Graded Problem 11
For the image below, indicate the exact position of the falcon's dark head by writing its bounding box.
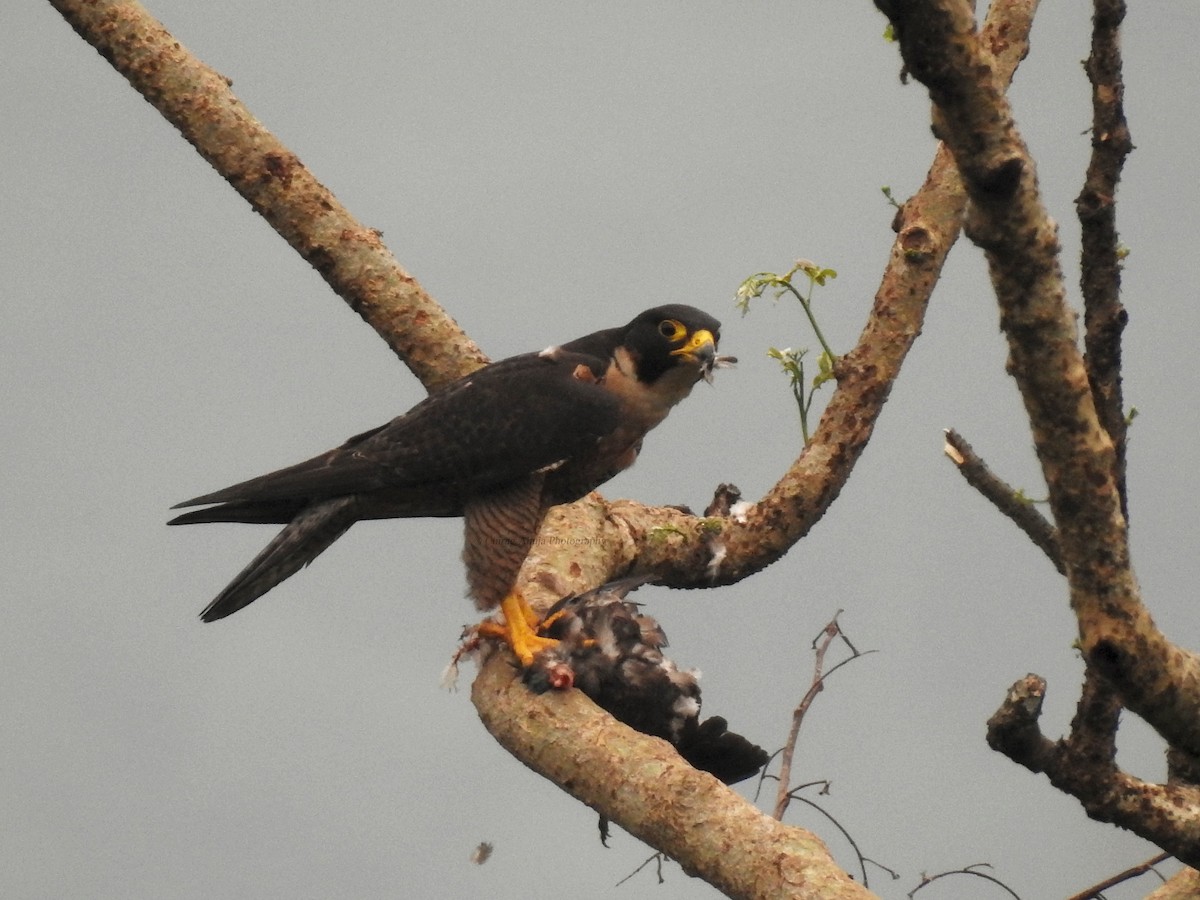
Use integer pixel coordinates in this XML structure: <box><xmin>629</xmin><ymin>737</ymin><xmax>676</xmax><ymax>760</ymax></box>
<box><xmin>607</xmin><ymin>305</ymin><xmax>725</xmax><ymax>424</ymax></box>
<box><xmin>561</xmin><ymin>304</ymin><xmax>723</xmax><ymax>388</ymax></box>
<box><xmin>555</xmin><ymin>304</ymin><xmax>725</xmax><ymax>429</ymax></box>
<box><xmin>618</xmin><ymin>304</ymin><xmax>722</xmax><ymax>386</ymax></box>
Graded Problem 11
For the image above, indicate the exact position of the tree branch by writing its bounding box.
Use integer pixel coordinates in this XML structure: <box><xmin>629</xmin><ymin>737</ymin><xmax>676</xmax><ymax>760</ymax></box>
<box><xmin>473</xmin><ymin>656</ymin><xmax>873</xmax><ymax>900</ymax></box>
<box><xmin>1146</xmin><ymin>867</ymin><xmax>1200</xmax><ymax>900</ymax></box>
<box><xmin>987</xmin><ymin>673</ymin><xmax>1200</xmax><ymax>866</ymax></box>
<box><xmin>874</xmin><ymin>0</ymin><xmax>1200</xmax><ymax>764</ymax></box>
<box><xmin>614</xmin><ymin>0</ymin><xmax>1037</xmax><ymax>590</ymax></box>
<box><xmin>48</xmin><ymin>0</ymin><xmax>485</xmax><ymax>390</ymax></box>
<box><xmin>943</xmin><ymin>428</ymin><xmax>1064</xmax><ymax>574</ymax></box>
<box><xmin>773</xmin><ymin>615</ymin><xmax>865</xmax><ymax>822</ymax></box>
<box><xmin>1066</xmin><ymin>851</ymin><xmax>1170</xmax><ymax>900</ymax></box>
<box><xmin>1077</xmin><ymin>0</ymin><xmax>1133</xmax><ymax>520</ymax></box>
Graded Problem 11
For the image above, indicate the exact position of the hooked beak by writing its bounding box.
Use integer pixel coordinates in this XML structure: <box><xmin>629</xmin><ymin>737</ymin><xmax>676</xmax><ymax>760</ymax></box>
<box><xmin>670</xmin><ymin>328</ymin><xmax>717</xmax><ymax>380</ymax></box>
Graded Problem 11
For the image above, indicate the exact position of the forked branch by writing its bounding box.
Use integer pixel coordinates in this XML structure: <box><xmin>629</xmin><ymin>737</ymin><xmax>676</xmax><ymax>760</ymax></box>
<box><xmin>878</xmin><ymin>0</ymin><xmax>1200</xmax><ymax>859</ymax></box>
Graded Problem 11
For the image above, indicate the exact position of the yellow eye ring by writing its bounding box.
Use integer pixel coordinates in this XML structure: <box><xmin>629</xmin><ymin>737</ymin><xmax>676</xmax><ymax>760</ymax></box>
<box><xmin>658</xmin><ymin>319</ymin><xmax>687</xmax><ymax>341</ymax></box>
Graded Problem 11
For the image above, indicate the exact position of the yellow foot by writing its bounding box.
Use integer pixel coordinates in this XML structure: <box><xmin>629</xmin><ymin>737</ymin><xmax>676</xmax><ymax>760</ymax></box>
<box><xmin>476</xmin><ymin>593</ymin><xmax>559</xmax><ymax>667</ymax></box>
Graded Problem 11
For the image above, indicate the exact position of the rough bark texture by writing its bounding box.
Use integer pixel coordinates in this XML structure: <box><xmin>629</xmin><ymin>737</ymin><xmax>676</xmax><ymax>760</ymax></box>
<box><xmin>48</xmin><ymin>0</ymin><xmax>486</xmax><ymax>390</ymax></box>
<box><xmin>1147</xmin><ymin>867</ymin><xmax>1200</xmax><ymax>900</ymax></box>
<box><xmin>987</xmin><ymin>673</ymin><xmax>1200</xmax><ymax>864</ymax></box>
<box><xmin>1076</xmin><ymin>0</ymin><xmax>1133</xmax><ymax>521</ymax></box>
<box><xmin>606</xmin><ymin>4</ymin><xmax>1037</xmax><ymax>593</ymax></box>
<box><xmin>878</xmin><ymin>0</ymin><xmax>1200</xmax><ymax>864</ymax></box>
<box><xmin>473</xmin><ymin>659</ymin><xmax>873</xmax><ymax>900</ymax></box>
<box><xmin>58</xmin><ymin>0</ymin><xmax>1165</xmax><ymax>893</ymax></box>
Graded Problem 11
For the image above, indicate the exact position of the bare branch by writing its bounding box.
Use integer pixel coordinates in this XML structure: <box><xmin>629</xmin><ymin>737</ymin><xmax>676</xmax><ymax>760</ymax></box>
<box><xmin>1066</xmin><ymin>851</ymin><xmax>1171</xmax><ymax>900</ymax></box>
<box><xmin>1065</xmin><ymin>667</ymin><xmax>1122</xmax><ymax>769</ymax></box>
<box><xmin>943</xmin><ymin>428</ymin><xmax>1063</xmax><ymax>574</ymax></box>
<box><xmin>619</xmin><ymin>0</ymin><xmax>1038</xmax><ymax>589</ymax></box>
<box><xmin>774</xmin><ymin>614</ymin><xmax>871</xmax><ymax>821</ymax></box>
<box><xmin>786</xmin><ymin>791</ymin><xmax>873</xmax><ymax>888</ymax></box>
<box><xmin>909</xmin><ymin>863</ymin><xmax>1020</xmax><ymax>899</ymax></box>
<box><xmin>987</xmin><ymin>674</ymin><xmax>1200</xmax><ymax>866</ymax></box>
<box><xmin>874</xmin><ymin>0</ymin><xmax>1200</xmax><ymax>764</ymax></box>
<box><xmin>472</xmin><ymin>655</ymin><xmax>874</xmax><ymax>900</ymax></box>
<box><xmin>48</xmin><ymin>0</ymin><xmax>484</xmax><ymax>390</ymax></box>
<box><xmin>986</xmin><ymin>673</ymin><xmax>1058</xmax><ymax>770</ymax></box>
<box><xmin>1077</xmin><ymin>0</ymin><xmax>1134</xmax><ymax>520</ymax></box>
<box><xmin>615</xmin><ymin>852</ymin><xmax>667</xmax><ymax>888</ymax></box>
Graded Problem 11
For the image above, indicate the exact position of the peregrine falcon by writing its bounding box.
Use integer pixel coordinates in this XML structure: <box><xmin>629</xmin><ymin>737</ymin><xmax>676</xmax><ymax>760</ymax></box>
<box><xmin>170</xmin><ymin>305</ymin><xmax>724</xmax><ymax>665</ymax></box>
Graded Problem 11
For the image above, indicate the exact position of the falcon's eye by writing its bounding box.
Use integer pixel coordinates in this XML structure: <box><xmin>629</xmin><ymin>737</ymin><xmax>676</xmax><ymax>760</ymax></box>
<box><xmin>658</xmin><ymin>319</ymin><xmax>687</xmax><ymax>341</ymax></box>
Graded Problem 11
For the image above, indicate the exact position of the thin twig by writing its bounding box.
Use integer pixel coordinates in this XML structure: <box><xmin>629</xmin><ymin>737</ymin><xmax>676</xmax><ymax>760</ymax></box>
<box><xmin>787</xmin><ymin>792</ymin><xmax>872</xmax><ymax>887</ymax></box>
<box><xmin>773</xmin><ymin>615</ymin><xmax>841</xmax><ymax>819</ymax></box>
<box><xmin>1065</xmin><ymin>851</ymin><xmax>1171</xmax><ymax>900</ymax></box>
<box><xmin>910</xmin><ymin>863</ymin><xmax>1022</xmax><ymax>899</ymax></box>
<box><xmin>773</xmin><ymin>613</ymin><xmax>875</xmax><ymax>820</ymax></box>
<box><xmin>615</xmin><ymin>851</ymin><xmax>667</xmax><ymax>887</ymax></box>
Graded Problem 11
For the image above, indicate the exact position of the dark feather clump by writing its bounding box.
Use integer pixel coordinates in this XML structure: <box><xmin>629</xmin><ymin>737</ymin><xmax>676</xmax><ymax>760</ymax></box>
<box><xmin>524</xmin><ymin>577</ymin><xmax>769</xmax><ymax>786</ymax></box>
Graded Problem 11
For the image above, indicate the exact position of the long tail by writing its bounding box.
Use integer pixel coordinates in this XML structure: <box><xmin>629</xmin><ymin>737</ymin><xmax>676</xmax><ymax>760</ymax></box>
<box><xmin>196</xmin><ymin>497</ymin><xmax>360</xmax><ymax>621</ymax></box>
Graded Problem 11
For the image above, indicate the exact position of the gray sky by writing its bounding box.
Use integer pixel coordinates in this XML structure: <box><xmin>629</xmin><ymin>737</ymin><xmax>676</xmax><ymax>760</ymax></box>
<box><xmin>5</xmin><ymin>2</ymin><xmax>1200</xmax><ymax>897</ymax></box>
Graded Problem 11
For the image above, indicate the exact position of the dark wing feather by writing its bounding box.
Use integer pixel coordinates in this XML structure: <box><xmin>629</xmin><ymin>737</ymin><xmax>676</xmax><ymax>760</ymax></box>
<box><xmin>170</xmin><ymin>422</ymin><xmax>392</xmax><ymax>511</ymax></box>
<box><xmin>170</xmin><ymin>350</ymin><xmax>620</xmax><ymax>521</ymax></box>
<box><xmin>198</xmin><ymin>496</ymin><xmax>360</xmax><ymax>621</ymax></box>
